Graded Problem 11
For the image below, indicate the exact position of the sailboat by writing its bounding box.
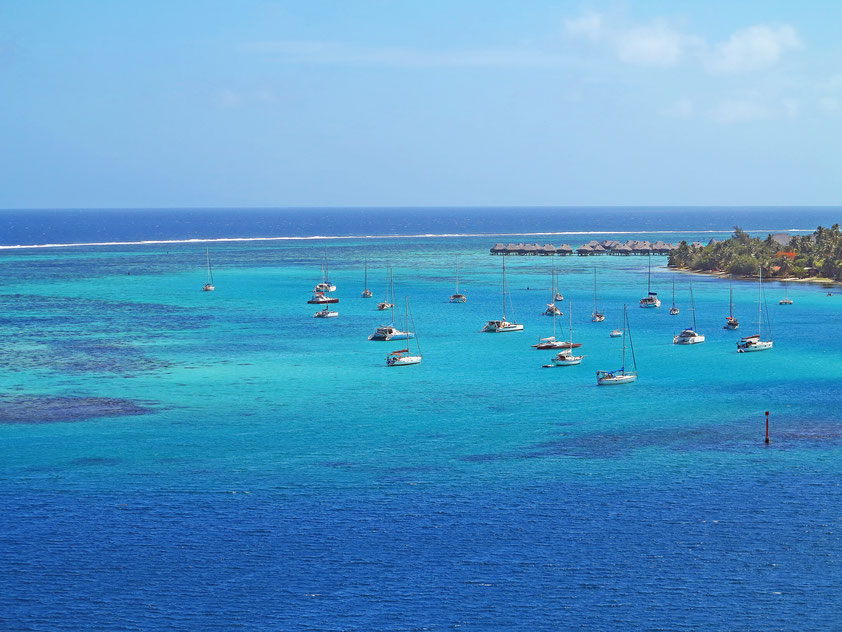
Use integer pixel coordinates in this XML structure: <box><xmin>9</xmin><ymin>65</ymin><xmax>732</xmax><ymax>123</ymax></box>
<box><xmin>737</xmin><ymin>267</ymin><xmax>773</xmax><ymax>352</ymax></box>
<box><xmin>549</xmin><ymin>302</ymin><xmax>585</xmax><ymax>366</ymax></box>
<box><xmin>313</xmin><ymin>306</ymin><xmax>338</xmax><ymax>318</ymax></box>
<box><xmin>369</xmin><ymin>273</ymin><xmax>414</xmax><ymax>341</ymax></box>
<box><xmin>724</xmin><ymin>278</ymin><xmax>739</xmax><ymax>329</ymax></box>
<box><xmin>386</xmin><ymin>297</ymin><xmax>422</xmax><ymax>366</ymax></box>
<box><xmin>449</xmin><ymin>255</ymin><xmax>467</xmax><ymax>303</ymax></box>
<box><xmin>543</xmin><ymin>268</ymin><xmax>562</xmax><ymax>316</ymax></box>
<box><xmin>377</xmin><ymin>268</ymin><xmax>394</xmax><ymax>311</ymax></box>
<box><xmin>597</xmin><ymin>305</ymin><xmax>638</xmax><ymax>385</ymax></box>
<box><xmin>481</xmin><ymin>256</ymin><xmax>523</xmax><ymax>332</ymax></box>
<box><xmin>591</xmin><ymin>267</ymin><xmax>605</xmax><ymax>322</ymax></box>
<box><xmin>779</xmin><ymin>282</ymin><xmax>793</xmax><ymax>305</ymax></box>
<box><xmin>639</xmin><ymin>253</ymin><xmax>661</xmax><ymax>308</ymax></box>
<box><xmin>533</xmin><ymin>295</ymin><xmax>581</xmax><ymax>349</ymax></box>
<box><xmin>673</xmin><ymin>282</ymin><xmax>705</xmax><ymax>344</ymax></box>
<box><xmin>362</xmin><ymin>258</ymin><xmax>373</xmax><ymax>298</ymax></box>
<box><xmin>313</xmin><ymin>251</ymin><xmax>336</xmax><ymax>293</ymax></box>
<box><xmin>669</xmin><ymin>276</ymin><xmax>679</xmax><ymax>315</ymax></box>
<box><xmin>202</xmin><ymin>248</ymin><xmax>215</xmax><ymax>292</ymax></box>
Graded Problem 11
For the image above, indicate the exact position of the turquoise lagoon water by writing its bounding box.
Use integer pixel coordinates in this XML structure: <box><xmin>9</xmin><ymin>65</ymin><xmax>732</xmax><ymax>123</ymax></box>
<box><xmin>1</xmin><ymin>216</ymin><xmax>841</xmax><ymax>630</ymax></box>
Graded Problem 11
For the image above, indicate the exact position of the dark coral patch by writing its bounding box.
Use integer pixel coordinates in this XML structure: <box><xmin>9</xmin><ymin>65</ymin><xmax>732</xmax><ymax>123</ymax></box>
<box><xmin>0</xmin><ymin>396</ymin><xmax>153</xmax><ymax>424</ymax></box>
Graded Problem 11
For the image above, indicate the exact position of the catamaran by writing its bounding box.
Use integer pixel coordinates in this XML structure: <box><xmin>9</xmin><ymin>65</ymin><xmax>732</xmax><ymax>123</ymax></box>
<box><xmin>449</xmin><ymin>255</ymin><xmax>466</xmax><ymax>303</ymax></box>
<box><xmin>548</xmin><ymin>302</ymin><xmax>585</xmax><ymax>366</ymax></box>
<box><xmin>308</xmin><ymin>292</ymin><xmax>338</xmax><ymax>304</ymax></box>
<box><xmin>724</xmin><ymin>277</ymin><xmax>739</xmax><ymax>329</ymax></box>
<box><xmin>668</xmin><ymin>276</ymin><xmax>679</xmax><ymax>315</ymax></box>
<box><xmin>482</xmin><ymin>256</ymin><xmax>523</xmax><ymax>332</ymax></box>
<box><xmin>639</xmin><ymin>253</ymin><xmax>660</xmax><ymax>308</ymax></box>
<box><xmin>202</xmin><ymin>248</ymin><xmax>215</xmax><ymax>292</ymax></box>
<box><xmin>314</xmin><ymin>252</ymin><xmax>336</xmax><ymax>293</ymax></box>
<box><xmin>386</xmin><ymin>297</ymin><xmax>422</xmax><ymax>366</ymax></box>
<box><xmin>533</xmin><ymin>294</ymin><xmax>580</xmax><ymax>349</ymax></box>
<box><xmin>543</xmin><ymin>268</ymin><xmax>562</xmax><ymax>316</ymax></box>
<box><xmin>362</xmin><ymin>258</ymin><xmax>373</xmax><ymax>298</ymax></box>
<box><xmin>592</xmin><ymin>267</ymin><xmax>605</xmax><ymax>322</ymax></box>
<box><xmin>597</xmin><ymin>305</ymin><xmax>637</xmax><ymax>385</ymax></box>
<box><xmin>370</xmin><ymin>273</ymin><xmax>414</xmax><ymax>341</ymax></box>
<box><xmin>779</xmin><ymin>283</ymin><xmax>793</xmax><ymax>305</ymax></box>
<box><xmin>737</xmin><ymin>267</ymin><xmax>773</xmax><ymax>353</ymax></box>
<box><xmin>377</xmin><ymin>268</ymin><xmax>395</xmax><ymax>311</ymax></box>
<box><xmin>313</xmin><ymin>306</ymin><xmax>338</xmax><ymax>318</ymax></box>
<box><xmin>673</xmin><ymin>282</ymin><xmax>705</xmax><ymax>344</ymax></box>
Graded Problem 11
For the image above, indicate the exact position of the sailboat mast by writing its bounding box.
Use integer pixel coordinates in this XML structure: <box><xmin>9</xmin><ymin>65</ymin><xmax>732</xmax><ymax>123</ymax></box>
<box><xmin>690</xmin><ymin>282</ymin><xmax>696</xmax><ymax>330</ymax></box>
<box><xmin>390</xmin><ymin>268</ymin><xmax>395</xmax><ymax>323</ymax></box>
<box><xmin>364</xmin><ymin>258</ymin><xmax>368</xmax><ymax>287</ymax></box>
<box><xmin>502</xmin><ymin>256</ymin><xmax>507</xmax><ymax>320</ymax></box>
<box><xmin>205</xmin><ymin>248</ymin><xmax>213</xmax><ymax>284</ymax></box>
<box><xmin>758</xmin><ymin>266</ymin><xmax>763</xmax><ymax>336</ymax></box>
<box><xmin>569</xmin><ymin>301</ymin><xmax>573</xmax><ymax>346</ymax></box>
<box><xmin>593</xmin><ymin>267</ymin><xmax>598</xmax><ymax>312</ymax></box>
<box><xmin>622</xmin><ymin>306</ymin><xmax>627</xmax><ymax>369</ymax></box>
<box><xmin>729</xmin><ymin>279</ymin><xmax>733</xmax><ymax>318</ymax></box>
<box><xmin>648</xmin><ymin>254</ymin><xmax>651</xmax><ymax>293</ymax></box>
<box><xmin>455</xmin><ymin>255</ymin><xmax>459</xmax><ymax>293</ymax></box>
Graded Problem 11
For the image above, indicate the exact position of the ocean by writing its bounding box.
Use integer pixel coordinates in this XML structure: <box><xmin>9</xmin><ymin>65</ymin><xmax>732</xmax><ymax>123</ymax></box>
<box><xmin>1</xmin><ymin>207</ymin><xmax>841</xmax><ymax>631</ymax></box>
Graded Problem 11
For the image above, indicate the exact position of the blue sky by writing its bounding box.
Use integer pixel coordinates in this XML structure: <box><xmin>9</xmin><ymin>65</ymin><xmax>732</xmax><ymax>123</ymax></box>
<box><xmin>1</xmin><ymin>1</ymin><xmax>841</xmax><ymax>208</ymax></box>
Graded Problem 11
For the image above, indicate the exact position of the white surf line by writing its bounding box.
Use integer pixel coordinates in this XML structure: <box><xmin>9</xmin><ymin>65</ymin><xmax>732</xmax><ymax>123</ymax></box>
<box><xmin>0</xmin><ymin>229</ymin><xmax>815</xmax><ymax>250</ymax></box>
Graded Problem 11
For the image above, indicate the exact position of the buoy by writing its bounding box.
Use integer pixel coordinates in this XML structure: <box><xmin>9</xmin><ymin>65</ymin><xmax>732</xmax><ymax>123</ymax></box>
<box><xmin>765</xmin><ymin>411</ymin><xmax>770</xmax><ymax>444</ymax></box>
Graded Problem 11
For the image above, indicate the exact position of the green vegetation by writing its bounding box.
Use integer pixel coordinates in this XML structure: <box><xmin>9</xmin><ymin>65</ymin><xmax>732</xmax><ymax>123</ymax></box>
<box><xmin>668</xmin><ymin>224</ymin><xmax>842</xmax><ymax>280</ymax></box>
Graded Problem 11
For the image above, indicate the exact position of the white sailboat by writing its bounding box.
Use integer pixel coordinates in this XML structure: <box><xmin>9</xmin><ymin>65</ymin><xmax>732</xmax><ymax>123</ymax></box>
<box><xmin>673</xmin><ymin>282</ymin><xmax>705</xmax><ymax>344</ymax></box>
<box><xmin>481</xmin><ymin>256</ymin><xmax>523</xmax><ymax>332</ymax></box>
<box><xmin>369</xmin><ymin>272</ymin><xmax>414</xmax><ymax>341</ymax></box>
<box><xmin>548</xmin><ymin>302</ymin><xmax>585</xmax><ymax>366</ymax></box>
<box><xmin>543</xmin><ymin>268</ymin><xmax>562</xmax><ymax>316</ymax></box>
<box><xmin>724</xmin><ymin>278</ymin><xmax>739</xmax><ymax>329</ymax></box>
<box><xmin>313</xmin><ymin>306</ymin><xmax>338</xmax><ymax>318</ymax></box>
<box><xmin>533</xmin><ymin>296</ymin><xmax>581</xmax><ymax>349</ymax></box>
<box><xmin>314</xmin><ymin>251</ymin><xmax>336</xmax><ymax>293</ymax></box>
<box><xmin>449</xmin><ymin>255</ymin><xmax>466</xmax><ymax>303</ymax></box>
<box><xmin>639</xmin><ymin>253</ymin><xmax>661</xmax><ymax>308</ymax></box>
<box><xmin>737</xmin><ymin>267</ymin><xmax>773</xmax><ymax>353</ymax></box>
<box><xmin>377</xmin><ymin>268</ymin><xmax>395</xmax><ymax>311</ymax></box>
<box><xmin>597</xmin><ymin>305</ymin><xmax>637</xmax><ymax>385</ymax></box>
<box><xmin>668</xmin><ymin>276</ymin><xmax>679</xmax><ymax>315</ymax></box>
<box><xmin>386</xmin><ymin>297</ymin><xmax>422</xmax><ymax>366</ymax></box>
<box><xmin>591</xmin><ymin>267</ymin><xmax>605</xmax><ymax>322</ymax></box>
<box><xmin>362</xmin><ymin>258</ymin><xmax>373</xmax><ymax>298</ymax></box>
<box><xmin>779</xmin><ymin>282</ymin><xmax>793</xmax><ymax>305</ymax></box>
<box><xmin>202</xmin><ymin>248</ymin><xmax>215</xmax><ymax>292</ymax></box>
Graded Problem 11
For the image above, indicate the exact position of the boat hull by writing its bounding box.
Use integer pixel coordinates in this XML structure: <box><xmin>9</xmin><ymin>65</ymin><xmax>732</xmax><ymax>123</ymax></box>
<box><xmin>673</xmin><ymin>334</ymin><xmax>705</xmax><ymax>345</ymax></box>
<box><xmin>202</xmin><ymin>284</ymin><xmax>215</xmax><ymax>292</ymax></box>
<box><xmin>387</xmin><ymin>355</ymin><xmax>422</xmax><ymax>366</ymax></box>
<box><xmin>313</xmin><ymin>311</ymin><xmax>338</xmax><ymax>318</ymax></box>
<box><xmin>737</xmin><ymin>340</ymin><xmax>773</xmax><ymax>352</ymax></box>
<box><xmin>362</xmin><ymin>290</ymin><xmax>373</xmax><ymax>298</ymax></box>
<box><xmin>597</xmin><ymin>374</ymin><xmax>637</xmax><ymax>385</ymax></box>
<box><xmin>449</xmin><ymin>294</ymin><xmax>467</xmax><ymax>303</ymax></box>
<box><xmin>308</xmin><ymin>297</ymin><xmax>339</xmax><ymax>304</ymax></box>
<box><xmin>592</xmin><ymin>313</ymin><xmax>605</xmax><ymax>322</ymax></box>
<box><xmin>551</xmin><ymin>355</ymin><xmax>584</xmax><ymax>366</ymax></box>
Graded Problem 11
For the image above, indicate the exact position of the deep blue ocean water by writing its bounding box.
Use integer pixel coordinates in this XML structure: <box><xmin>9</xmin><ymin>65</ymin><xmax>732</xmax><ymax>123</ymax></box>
<box><xmin>1</xmin><ymin>208</ymin><xmax>841</xmax><ymax>631</ymax></box>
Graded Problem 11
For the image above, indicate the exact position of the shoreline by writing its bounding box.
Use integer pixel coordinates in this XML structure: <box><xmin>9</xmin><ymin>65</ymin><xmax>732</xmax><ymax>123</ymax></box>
<box><xmin>669</xmin><ymin>266</ymin><xmax>840</xmax><ymax>287</ymax></box>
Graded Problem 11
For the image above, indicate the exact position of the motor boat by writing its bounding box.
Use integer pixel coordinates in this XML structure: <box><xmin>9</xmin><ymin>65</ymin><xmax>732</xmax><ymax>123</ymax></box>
<box><xmin>313</xmin><ymin>307</ymin><xmax>338</xmax><ymax>318</ymax></box>
<box><xmin>308</xmin><ymin>292</ymin><xmax>338</xmax><ymax>304</ymax></box>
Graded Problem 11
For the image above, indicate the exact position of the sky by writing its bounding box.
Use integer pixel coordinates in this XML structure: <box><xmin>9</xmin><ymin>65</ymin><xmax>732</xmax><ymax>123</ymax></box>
<box><xmin>1</xmin><ymin>0</ymin><xmax>841</xmax><ymax>208</ymax></box>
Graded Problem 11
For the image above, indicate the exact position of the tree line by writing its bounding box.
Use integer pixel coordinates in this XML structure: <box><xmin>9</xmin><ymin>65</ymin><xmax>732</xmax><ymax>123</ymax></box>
<box><xmin>668</xmin><ymin>224</ymin><xmax>842</xmax><ymax>280</ymax></box>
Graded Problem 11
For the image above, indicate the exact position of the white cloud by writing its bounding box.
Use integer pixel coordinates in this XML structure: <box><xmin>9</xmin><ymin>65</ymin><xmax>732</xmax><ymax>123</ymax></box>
<box><xmin>615</xmin><ymin>22</ymin><xmax>698</xmax><ymax>67</ymax></box>
<box><xmin>563</xmin><ymin>12</ymin><xmax>603</xmax><ymax>41</ymax></box>
<box><xmin>704</xmin><ymin>25</ymin><xmax>801</xmax><ymax>74</ymax></box>
<box><xmin>563</xmin><ymin>13</ymin><xmax>801</xmax><ymax>75</ymax></box>
<box><xmin>244</xmin><ymin>41</ymin><xmax>571</xmax><ymax>68</ymax></box>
